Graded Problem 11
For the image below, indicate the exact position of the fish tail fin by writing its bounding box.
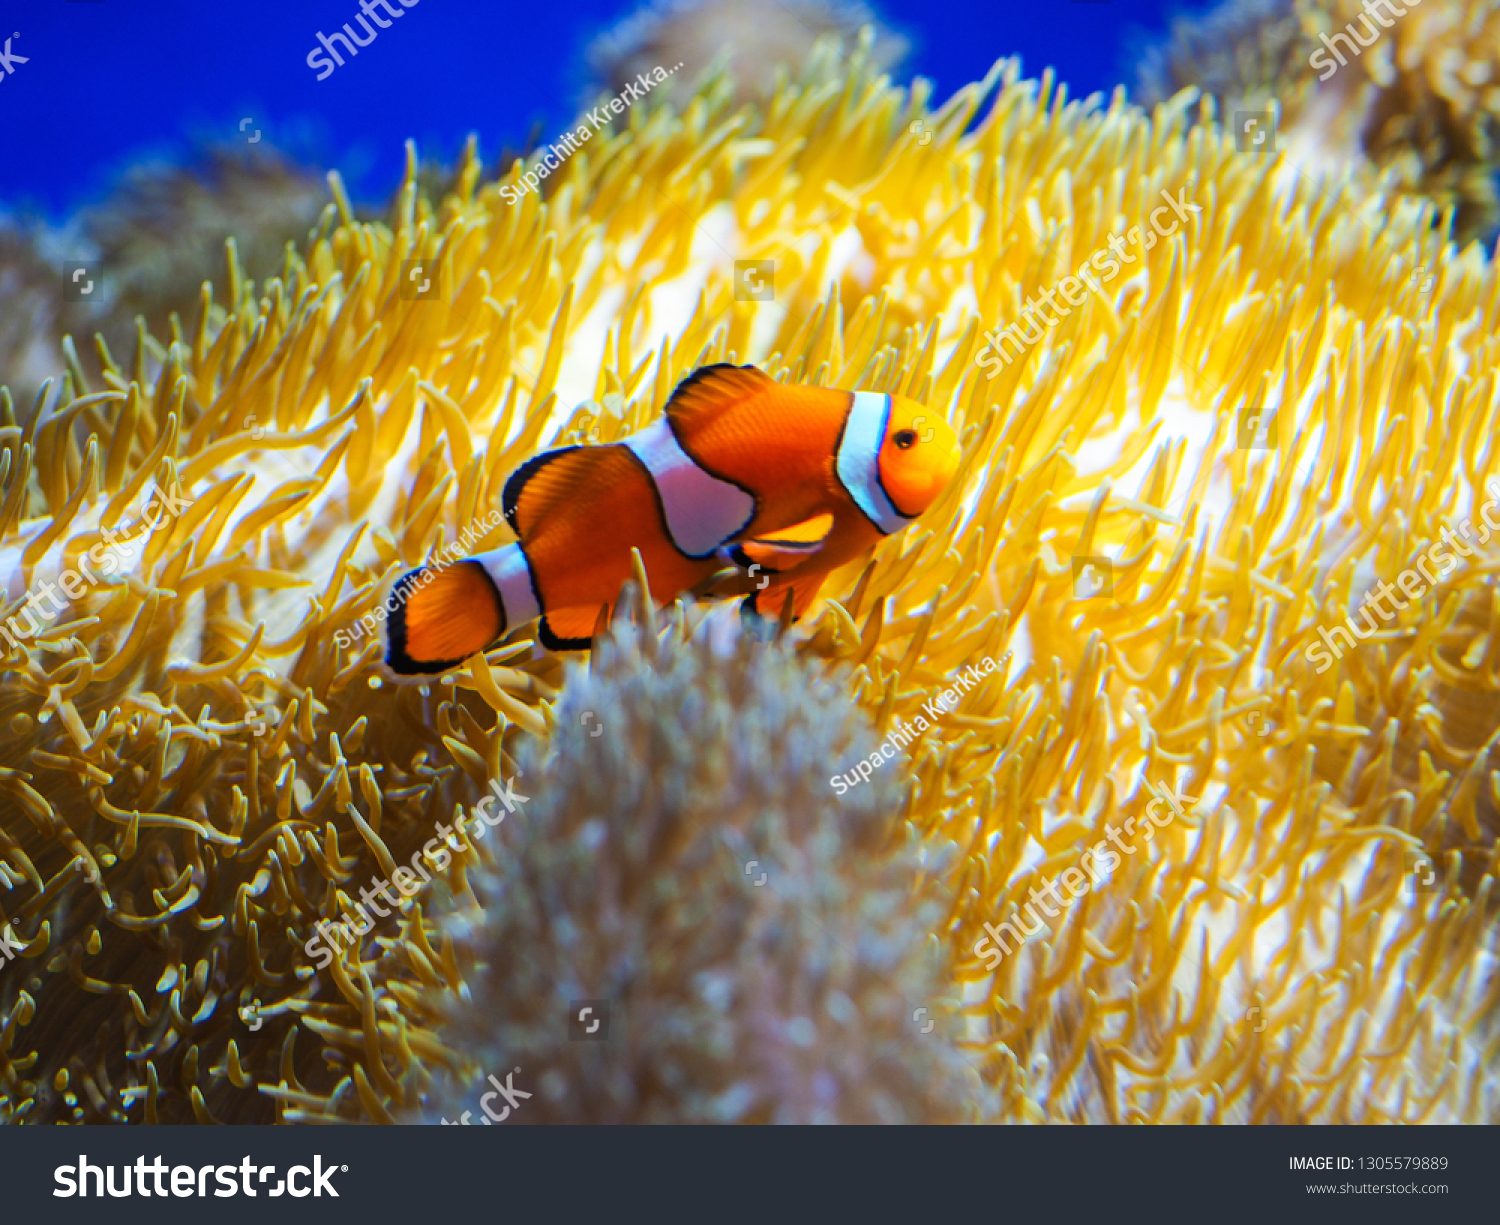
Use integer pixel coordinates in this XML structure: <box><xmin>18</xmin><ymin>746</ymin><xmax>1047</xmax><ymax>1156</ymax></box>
<box><xmin>383</xmin><ymin>559</ymin><xmax>504</xmax><ymax>676</ymax></box>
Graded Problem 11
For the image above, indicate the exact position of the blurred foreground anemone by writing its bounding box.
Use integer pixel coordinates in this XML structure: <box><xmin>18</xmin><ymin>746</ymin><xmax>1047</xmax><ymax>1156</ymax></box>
<box><xmin>1</xmin><ymin>34</ymin><xmax>1499</xmax><ymax>1124</ymax></box>
<box><xmin>418</xmin><ymin>604</ymin><xmax>986</xmax><ymax>1123</ymax></box>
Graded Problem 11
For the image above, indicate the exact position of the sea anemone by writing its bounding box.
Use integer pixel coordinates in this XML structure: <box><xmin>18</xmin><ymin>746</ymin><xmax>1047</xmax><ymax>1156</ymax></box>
<box><xmin>418</xmin><ymin>601</ymin><xmax>987</xmax><ymax>1124</ymax></box>
<box><xmin>1</xmin><ymin>31</ymin><xmax>1497</xmax><ymax>1124</ymax></box>
<box><xmin>0</xmin><ymin>218</ymin><xmax>68</xmax><ymax>415</ymax></box>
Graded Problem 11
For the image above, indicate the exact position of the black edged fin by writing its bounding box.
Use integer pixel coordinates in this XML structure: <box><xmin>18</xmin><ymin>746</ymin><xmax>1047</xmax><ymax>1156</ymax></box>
<box><xmin>538</xmin><ymin>609</ymin><xmax>598</xmax><ymax>652</ymax></box>
<box><xmin>731</xmin><ymin>513</ymin><xmax>834</xmax><ymax>572</ymax></box>
<box><xmin>663</xmin><ymin>363</ymin><xmax>776</xmax><ymax>432</ymax></box>
<box><xmin>381</xmin><ymin>561</ymin><xmax>506</xmax><ymax>678</ymax></box>
<box><xmin>384</xmin><ymin>569</ymin><xmax>466</xmax><ymax>677</ymax></box>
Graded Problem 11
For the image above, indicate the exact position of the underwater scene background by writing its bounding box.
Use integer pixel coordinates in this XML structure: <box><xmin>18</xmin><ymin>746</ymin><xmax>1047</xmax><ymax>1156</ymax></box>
<box><xmin>2</xmin><ymin>0</ymin><xmax>1499</xmax><ymax>1126</ymax></box>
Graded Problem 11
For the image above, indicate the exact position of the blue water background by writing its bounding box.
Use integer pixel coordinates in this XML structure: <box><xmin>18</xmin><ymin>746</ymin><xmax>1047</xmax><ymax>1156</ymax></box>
<box><xmin>0</xmin><ymin>0</ymin><xmax>1196</xmax><ymax>216</ymax></box>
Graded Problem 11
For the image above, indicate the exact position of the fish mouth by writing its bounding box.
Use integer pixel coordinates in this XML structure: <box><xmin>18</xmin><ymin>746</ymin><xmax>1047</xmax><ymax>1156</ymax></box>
<box><xmin>885</xmin><ymin>483</ymin><xmax>926</xmax><ymax>519</ymax></box>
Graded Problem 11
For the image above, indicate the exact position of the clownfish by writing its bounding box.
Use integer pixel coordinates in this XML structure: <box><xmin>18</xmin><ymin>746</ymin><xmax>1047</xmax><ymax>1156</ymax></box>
<box><xmin>382</xmin><ymin>363</ymin><xmax>960</xmax><ymax>675</ymax></box>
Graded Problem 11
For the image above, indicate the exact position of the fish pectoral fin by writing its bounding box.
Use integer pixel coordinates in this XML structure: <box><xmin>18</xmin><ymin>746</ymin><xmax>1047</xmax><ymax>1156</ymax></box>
<box><xmin>731</xmin><ymin>514</ymin><xmax>834</xmax><ymax>572</ymax></box>
<box><xmin>732</xmin><ymin>539</ymin><xmax>817</xmax><ymax>572</ymax></box>
<box><xmin>744</xmin><ymin>566</ymin><xmax>830</xmax><ymax>622</ymax></box>
<box><xmin>689</xmin><ymin>566</ymin><xmax>754</xmax><ymax>600</ymax></box>
<box><xmin>754</xmin><ymin>513</ymin><xmax>834</xmax><ymax>547</ymax></box>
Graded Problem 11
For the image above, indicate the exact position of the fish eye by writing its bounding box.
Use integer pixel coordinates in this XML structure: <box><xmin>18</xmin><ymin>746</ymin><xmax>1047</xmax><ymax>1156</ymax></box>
<box><xmin>893</xmin><ymin>429</ymin><xmax>917</xmax><ymax>449</ymax></box>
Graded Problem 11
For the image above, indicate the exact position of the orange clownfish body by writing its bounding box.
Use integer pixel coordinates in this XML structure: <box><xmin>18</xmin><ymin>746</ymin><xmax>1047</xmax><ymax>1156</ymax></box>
<box><xmin>383</xmin><ymin>363</ymin><xmax>961</xmax><ymax>675</ymax></box>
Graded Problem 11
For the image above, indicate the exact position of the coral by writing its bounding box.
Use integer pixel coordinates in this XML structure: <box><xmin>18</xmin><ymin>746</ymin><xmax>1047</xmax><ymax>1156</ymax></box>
<box><xmin>0</xmin><ymin>33</ymin><xmax>1497</xmax><ymax>1125</ymax></box>
<box><xmin>1341</xmin><ymin>0</ymin><xmax>1500</xmax><ymax>240</ymax></box>
<box><xmin>420</xmin><ymin>601</ymin><xmax>986</xmax><ymax>1124</ymax></box>
<box><xmin>0</xmin><ymin>148</ymin><xmax>332</xmax><ymax>424</ymax></box>
<box><xmin>78</xmin><ymin>148</ymin><xmax>333</xmax><ymax>383</ymax></box>
<box><xmin>0</xmin><ymin>219</ymin><xmax>69</xmax><ymax>416</ymax></box>
<box><xmin>582</xmin><ymin>0</ymin><xmax>908</xmax><ymax>107</ymax></box>
<box><xmin>1136</xmin><ymin>0</ymin><xmax>1500</xmax><ymax>245</ymax></box>
<box><xmin>1138</xmin><ymin>0</ymin><xmax>1311</xmax><ymax>115</ymax></box>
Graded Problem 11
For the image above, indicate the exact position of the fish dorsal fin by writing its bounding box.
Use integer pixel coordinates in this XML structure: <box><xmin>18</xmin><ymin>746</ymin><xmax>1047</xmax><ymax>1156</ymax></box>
<box><xmin>664</xmin><ymin>363</ymin><xmax>777</xmax><ymax>433</ymax></box>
